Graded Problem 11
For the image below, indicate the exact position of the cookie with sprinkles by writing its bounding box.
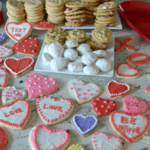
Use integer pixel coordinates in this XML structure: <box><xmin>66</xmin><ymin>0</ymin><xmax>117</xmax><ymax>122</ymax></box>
<box><xmin>0</xmin><ymin>45</ymin><xmax>14</xmax><ymax>58</ymax></box>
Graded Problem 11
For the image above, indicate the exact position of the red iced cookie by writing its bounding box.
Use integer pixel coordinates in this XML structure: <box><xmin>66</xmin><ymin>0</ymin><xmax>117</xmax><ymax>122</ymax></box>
<box><xmin>145</xmin><ymin>86</ymin><xmax>150</xmax><ymax>93</ymax></box>
<box><xmin>0</xmin><ymin>59</ymin><xmax>3</xmax><ymax>66</ymax></box>
<box><xmin>33</xmin><ymin>21</ymin><xmax>54</xmax><ymax>30</ymax></box>
<box><xmin>0</xmin><ymin>128</ymin><xmax>8</xmax><ymax>150</ymax></box>
<box><xmin>92</xmin><ymin>97</ymin><xmax>117</xmax><ymax>117</ymax></box>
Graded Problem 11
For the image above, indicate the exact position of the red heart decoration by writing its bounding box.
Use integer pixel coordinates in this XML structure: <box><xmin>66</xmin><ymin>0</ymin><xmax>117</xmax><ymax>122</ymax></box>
<box><xmin>12</xmin><ymin>37</ymin><xmax>39</xmax><ymax>56</ymax></box>
<box><xmin>0</xmin><ymin>68</ymin><xmax>8</xmax><ymax>89</ymax></box>
<box><xmin>5</xmin><ymin>22</ymin><xmax>32</xmax><ymax>43</ymax></box>
<box><xmin>33</xmin><ymin>21</ymin><xmax>54</xmax><ymax>29</ymax></box>
<box><xmin>110</xmin><ymin>111</ymin><xmax>149</xmax><ymax>143</ymax></box>
<box><xmin>0</xmin><ymin>128</ymin><xmax>8</xmax><ymax>150</ymax></box>
<box><xmin>92</xmin><ymin>97</ymin><xmax>117</xmax><ymax>117</ymax></box>
<box><xmin>4</xmin><ymin>57</ymin><xmax>35</xmax><ymax>77</ymax></box>
<box><xmin>107</xmin><ymin>80</ymin><xmax>130</xmax><ymax>98</ymax></box>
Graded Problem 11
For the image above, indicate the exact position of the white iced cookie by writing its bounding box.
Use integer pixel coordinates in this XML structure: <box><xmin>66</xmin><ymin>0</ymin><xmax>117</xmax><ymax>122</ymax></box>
<box><xmin>83</xmin><ymin>65</ymin><xmax>99</xmax><ymax>75</ymax></box>
<box><xmin>50</xmin><ymin>57</ymin><xmax>67</xmax><ymax>71</ymax></box>
<box><xmin>64</xmin><ymin>48</ymin><xmax>78</xmax><ymax>61</ymax></box>
<box><xmin>95</xmin><ymin>58</ymin><xmax>111</xmax><ymax>72</ymax></box>
<box><xmin>65</xmin><ymin>40</ymin><xmax>78</xmax><ymax>48</ymax></box>
<box><xmin>49</xmin><ymin>42</ymin><xmax>64</xmax><ymax>58</ymax></box>
<box><xmin>68</xmin><ymin>62</ymin><xmax>83</xmax><ymax>72</ymax></box>
<box><xmin>82</xmin><ymin>53</ymin><xmax>97</xmax><ymax>65</ymax></box>
<box><xmin>43</xmin><ymin>44</ymin><xmax>50</xmax><ymax>53</ymax></box>
<box><xmin>42</xmin><ymin>52</ymin><xmax>53</xmax><ymax>66</ymax></box>
<box><xmin>75</xmin><ymin>56</ymin><xmax>82</xmax><ymax>64</ymax></box>
<box><xmin>92</xmin><ymin>50</ymin><xmax>107</xmax><ymax>58</ymax></box>
<box><xmin>77</xmin><ymin>43</ymin><xmax>92</xmax><ymax>55</ymax></box>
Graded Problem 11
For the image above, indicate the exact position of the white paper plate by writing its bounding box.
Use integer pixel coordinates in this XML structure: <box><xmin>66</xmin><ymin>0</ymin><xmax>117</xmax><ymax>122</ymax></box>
<box><xmin>34</xmin><ymin>33</ymin><xmax>114</xmax><ymax>77</ymax></box>
<box><xmin>60</xmin><ymin>11</ymin><xmax>122</xmax><ymax>30</ymax></box>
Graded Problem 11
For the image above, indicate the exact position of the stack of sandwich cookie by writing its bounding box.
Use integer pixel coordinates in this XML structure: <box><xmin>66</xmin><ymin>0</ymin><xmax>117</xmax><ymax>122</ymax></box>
<box><xmin>6</xmin><ymin>0</ymin><xmax>26</xmax><ymax>23</ymax></box>
<box><xmin>45</xmin><ymin>27</ymin><xmax>68</xmax><ymax>44</ymax></box>
<box><xmin>65</xmin><ymin>2</ymin><xmax>88</xmax><ymax>27</ymax></box>
<box><xmin>24</xmin><ymin>0</ymin><xmax>44</xmax><ymax>24</ymax></box>
<box><xmin>46</xmin><ymin>0</ymin><xmax>65</xmax><ymax>26</ymax></box>
<box><xmin>67</xmin><ymin>29</ymin><xmax>86</xmax><ymax>43</ymax></box>
<box><xmin>94</xmin><ymin>1</ymin><xmax>117</xmax><ymax>27</ymax></box>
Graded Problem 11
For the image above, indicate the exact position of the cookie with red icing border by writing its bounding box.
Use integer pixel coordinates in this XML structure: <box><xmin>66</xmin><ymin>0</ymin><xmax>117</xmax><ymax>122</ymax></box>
<box><xmin>109</xmin><ymin>111</ymin><xmax>149</xmax><ymax>143</ymax></box>
<box><xmin>29</xmin><ymin>124</ymin><xmax>70</xmax><ymax>150</ymax></box>
<box><xmin>116</xmin><ymin>63</ymin><xmax>139</xmax><ymax>79</ymax></box>
<box><xmin>115</xmin><ymin>38</ymin><xmax>135</xmax><ymax>52</ymax></box>
<box><xmin>12</xmin><ymin>37</ymin><xmax>39</xmax><ymax>56</ymax></box>
<box><xmin>147</xmin><ymin>112</ymin><xmax>150</xmax><ymax>118</ymax></box>
<box><xmin>0</xmin><ymin>68</ymin><xmax>8</xmax><ymax>89</ymax></box>
<box><xmin>5</xmin><ymin>22</ymin><xmax>32</xmax><ymax>43</ymax></box>
<box><xmin>0</xmin><ymin>127</ymin><xmax>8</xmax><ymax>150</ymax></box>
<box><xmin>107</xmin><ymin>80</ymin><xmax>130</xmax><ymax>98</ymax></box>
<box><xmin>0</xmin><ymin>99</ymin><xmax>31</xmax><ymax>130</ymax></box>
<box><xmin>123</xmin><ymin>95</ymin><xmax>149</xmax><ymax>114</ymax></box>
<box><xmin>4</xmin><ymin>57</ymin><xmax>35</xmax><ymax>77</ymax></box>
<box><xmin>36</xmin><ymin>96</ymin><xmax>74</xmax><ymax>125</ymax></box>
<box><xmin>33</xmin><ymin>21</ymin><xmax>54</xmax><ymax>30</ymax></box>
<box><xmin>92</xmin><ymin>97</ymin><xmax>117</xmax><ymax>117</ymax></box>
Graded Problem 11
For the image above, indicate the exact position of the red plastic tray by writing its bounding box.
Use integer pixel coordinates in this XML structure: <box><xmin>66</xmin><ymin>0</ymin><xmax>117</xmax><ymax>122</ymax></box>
<box><xmin>118</xmin><ymin>1</ymin><xmax>150</xmax><ymax>43</ymax></box>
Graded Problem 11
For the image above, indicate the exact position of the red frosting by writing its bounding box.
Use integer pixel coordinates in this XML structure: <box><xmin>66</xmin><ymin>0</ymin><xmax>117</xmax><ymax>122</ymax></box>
<box><xmin>0</xmin><ymin>128</ymin><xmax>8</xmax><ymax>150</ymax></box>
<box><xmin>115</xmin><ymin>38</ymin><xmax>135</xmax><ymax>52</ymax></box>
<box><xmin>147</xmin><ymin>112</ymin><xmax>150</xmax><ymax>117</ymax></box>
<box><xmin>127</xmin><ymin>53</ymin><xmax>150</xmax><ymax>65</ymax></box>
<box><xmin>0</xmin><ymin>68</ymin><xmax>8</xmax><ymax>88</ymax></box>
<box><xmin>148</xmin><ymin>72</ymin><xmax>150</xmax><ymax>78</ymax></box>
<box><xmin>33</xmin><ymin>21</ymin><xmax>54</xmax><ymax>29</ymax></box>
<box><xmin>12</xmin><ymin>37</ymin><xmax>39</xmax><ymax>56</ymax></box>
<box><xmin>0</xmin><ymin>59</ymin><xmax>3</xmax><ymax>66</ymax></box>
<box><xmin>145</xmin><ymin>86</ymin><xmax>150</xmax><ymax>93</ymax></box>
<box><xmin>92</xmin><ymin>97</ymin><xmax>117</xmax><ymax>117</ymax></box>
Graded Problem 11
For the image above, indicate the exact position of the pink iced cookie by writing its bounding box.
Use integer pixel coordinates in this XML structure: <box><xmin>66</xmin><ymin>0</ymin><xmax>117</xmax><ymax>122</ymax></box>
<box><xmin>123</xmin><ymin>95</ymin><xmax>149</xmax><ymax>114</ymax></box>
<box><xmin>26</xmin><ymin>74</ymin><xmax>59</xmax><ymax>98</ymax></box>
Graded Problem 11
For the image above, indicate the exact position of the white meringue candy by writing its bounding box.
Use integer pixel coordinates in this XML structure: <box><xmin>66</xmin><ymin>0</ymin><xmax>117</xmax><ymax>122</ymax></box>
<box><xmin>64</xmin><ymin>48</ymin><xmax>78</xmax><ymax>61</ymax></box>
<box><xmin>92</xmin><ymin>50</ymin><xmax>107</xmax><ymax>58</ymax></box>
<box><xmin>81</xmin><ymin>52</ymin><xmax>97</xmax><ymax>65</ymax></box>
<box><xmin>83</xmin><ymin>65</ymin><xmax>99</xmax><ymax>75</ymax></box>
<box><xmin>77</xmin><ymin>43</ymin><xmax>92</xmax><ymax>55</ymax></box>
<box><xmin>42</xmin><ymin>52</ymin><xmax>53</xmax><ymax>66</ymax></box>
<box><xmin>65</xmin><ymin>40</ymin><xmax>78</xmax><ymax>48</ymax></box>
<box><xmin>68</xmin><ymin>62</ymin><xmax>83</xmax><ymax>72</ymax></box>
<box><xmin>95</xmin><ymin>58</ymin><xmax>111</xmax><ymax>72</ymax></box>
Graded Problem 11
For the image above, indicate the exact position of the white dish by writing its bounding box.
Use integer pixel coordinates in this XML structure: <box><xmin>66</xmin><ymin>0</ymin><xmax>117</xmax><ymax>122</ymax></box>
<box><xmin>61</xmin><ymin>11</ymin><xmax>122</xmax><ymax>30</ymax></box>
<box><xmin>34</xmin><ymin>33</ymin><xmax>115</xmax><ymax>77</ymax></box>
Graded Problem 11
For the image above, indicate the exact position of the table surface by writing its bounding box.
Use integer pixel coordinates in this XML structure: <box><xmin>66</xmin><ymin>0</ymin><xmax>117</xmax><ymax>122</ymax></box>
<box><xmin>1</xmin><ymin>0</ymin><xmax>150</xmax><ymax>150</ymax></box>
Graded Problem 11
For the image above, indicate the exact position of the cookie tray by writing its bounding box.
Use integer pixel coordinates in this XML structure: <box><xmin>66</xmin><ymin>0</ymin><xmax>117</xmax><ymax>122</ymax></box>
<box><xmin>34</xmin><ymin>33</ymin><xmax>115</xmax><ymax>77</ymax></box>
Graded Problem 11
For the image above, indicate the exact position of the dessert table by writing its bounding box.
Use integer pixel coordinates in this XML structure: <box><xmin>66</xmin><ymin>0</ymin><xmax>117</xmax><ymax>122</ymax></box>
<box><xmin>0</xmin><ymin>0</ymin><xmax>150</xmax><ymax>150</ymax></box>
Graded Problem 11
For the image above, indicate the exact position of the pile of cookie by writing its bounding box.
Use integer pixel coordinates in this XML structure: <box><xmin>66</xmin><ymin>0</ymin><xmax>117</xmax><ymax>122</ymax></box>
<box><xmin>65</xmin><ymin>2</ymin><xmax>88</xmax><ymax>27</ymax></box>
<box><xmin>94</xmin><ymin>1</ymin><xmax>118</xmax><ymax>27</ymax></box>
<box><xmin>45</xmin><ymin>27</ymin><xmax>68</xmax><ymax>44</ymax></box>
<box><xmin>46</xmin><ymin>0</ymin><xmax>65</xmax><ymax>26</ymax></box>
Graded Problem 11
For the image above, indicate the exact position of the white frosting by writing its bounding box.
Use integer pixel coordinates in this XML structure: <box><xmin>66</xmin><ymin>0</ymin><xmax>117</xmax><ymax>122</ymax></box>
<box><xmin>95</xmin><ymin>58</ymin><xmax>111</xmax><ymax>72</ymax></box>
<box><xmin>83</xmin><ymin>65</ymin><xmax>99</xmax><ymax>75</ymax></box>
<box><xmin>77</xmin><ymin>44</ymin><xmax>92</xmax><ymax>55</ymax></box>
<box><xmin>49</xmin><ymin>42</ymin><xmax>64</xmax><ymax>58</ymax></box>
<box><xmin>42</xmin><ymin>52</ymin><xmax>53</xmax><ymax>66</ymax></box>
<box><xmin>64</xmin><ymin>49</ymin><xmax>78</xmax><ymax>61</ymax></box>
<box><xmin>68</xmin><ymin>62</ymin><xmax>83</xmax><ymax>72</ymax></box>
<box><xmin>82</xmin><ymin>53</ymin><xmax>97</xmax><ymax>65</ymax></box>
<box><xmin>0</xmin><ymin>69</ymin><xmax>7</xmax><ymax>86</ymax></box>
<box><xmin>74</xmin><ymin>56</ymin><xmax>82</xmax><ymax>64</ymax></box>
<box><xmin>0</xmin><ymin>101</ymin><xmax>28</xmax><ymax>124</ymax></box>
<box><xmin>68</xmin><ymin>79</ymin><xmax>101</xmax><ymax>103</ymax></box>
<box><xmin>43</xmin><ymin>44</ymin><xmax>50</xmax><ymax>53</ymax></box>
<box><xmin>92</xmin><ymin>50</ymin><xmax>107</xmax><ymax>58</ymax></box>
<box><xmin>2</xmin><ymin>86</ymin><xmax>27</xmax><ymax>105</ymax></box>
<box><xmin>65</xmin><ymin>40</ymin><xmax>78</xmax><ymax>48</ymax></box>
<box><xmin>0</xmin><ymin>45</ymin><xmax>13</xmax><ymax>58</ymax></box>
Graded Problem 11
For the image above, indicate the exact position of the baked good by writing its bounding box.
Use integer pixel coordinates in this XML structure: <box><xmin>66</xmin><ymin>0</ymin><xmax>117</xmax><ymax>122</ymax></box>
<box><xmin>92</xmin><ymin>50</ymin><xmax>107</xmax><ymax>57</ymax></box>
<box><xmin>64</xmin><ymin>49</ymin><xmax>78</xmax><ymax>61</ymax></box>
<box><xmin>42</xmin><ymin>52</ymin><xmax>53</xmax><ymax>66</ymax></box>
<box><xmin>0</xmin><ymin>127</ymin><xmax>8</xmax><ymax>150</ymax></box>
<box><xmin>0</xmin><ymin>33</ymin><xmax>7</xmax><ymax>44</ymax></box>
<box><xmin>82</xmin><ymin>53</ymin><xmax>97</xmax><ymax>65</ymax></box>
<box><xmin>77</xmin><ymin>43</ymin><xmax>92</xmax><ymax>55</ymax></box>
<box><xmin>33</xmin><ymin>21</ymin><xmax>54</xmax><ymax>30</ymax></box>
<box><xmin>0</xmin><ymin>45</ymin><xmax>13</xmax><ymax>58</ymax></box>
<box><xmin>0</xmin><ymin>68</ymin><xmax>8</xmax><ymax>89</ymax></box>
<box><xmin>67</xmin><ymin>144</ymin><xmax>85</xmax><ymax>150</ymax></box>
<box><xmin>83</xmin><ymin>65</ymin><xmax>99</xmax><ymax>75</ymax></box>
<box><xmin>68</xmin><ymin>62</ymin><xmax>83</xmax><ymax>72</ymax></box>
<box><xmin>65</xmin><ymin>40</ymin><xmax>79</xmax><ymax>48</ymax></box>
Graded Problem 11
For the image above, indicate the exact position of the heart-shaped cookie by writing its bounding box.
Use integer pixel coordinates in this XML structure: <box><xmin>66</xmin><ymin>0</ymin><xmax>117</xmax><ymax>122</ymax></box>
<box><xmin>4</xmin><ymin>57</ymin><xmax>35</xmax><ymax>77</ymax></box>
<box><xmin>12</xmin><ymin>37</ymin><xmax>39</xmax><ymax>56</ymax></box>
<box><xmin>92</xmin><ymin>132</ymin><xmax>122</xmax><ymax>150</ymax></box>
<box><xmin>1</xmin><ymin>86</ymin><xmax>27</xmax><ymax>105</ymax></box>
<box><xmin>68</xmin><ymin>79</ymin><xmax>101</xmax><ymax>104</ymax></box>
<box><xmin>110</xmin><ymin>111</ymin><xmax>149</xmax><ymax>143</ymax></box>
<box><xmin>0</xmin><ymin>33</ymin><xmax>7</xmax><ymax>44</ymax></box>
<box><xmin>72</xmin><ymin>114</ymin><xmax>98</xmax><ymax>137</ymax></box>
<box><xmin>26</xmin><ymin>74</ymin><xmax>59</xmax><ymax>98</ymax></box>
<box><xmin>0</xmin><ymin>128</ymin><xmax>8</xmax><ymax>150</ymax></box>
<box><xmin>0</xmin><ymin>99</ymin><xmax>31</xmax><ymax>130</ymax></box>
<box><xmin>0</xmin><ymin>45</ymin><xmax>14</xmax><ymax>58</ymax></box>
<box><xmin>92</xmin><ymin>97</ymin><xmax>117</xmax><ymax>117</ymax></box>
<box><xmin>67</xmin><ymin>144</ymin><xmax>85</xmax><ymax>150</ymax></box>
<box><xmin>116</xmin><ymin>63</ymin><xmax>139</xmax><ymax>79</ymax></box>
<box><xmin>33</xmin><ymin>21</ymin><xmax>54</xmax><ymax>30</ymax></box>
<box><xmin>29</xmin><ymin>124</ymin><xmax>70</xmax><ymax>150</ymax></box>
<box><xmin>0</xmin><ymin>68</ymin><xmax>8</xmax><ymax>89</ymax></box>
<box><xmin>123</xmin><ymin>95</ymin><xmax>149</xmax><ymax>113</ymax></box>
<box><xmin>36</xmin><ymin>96</ymin><xmax>74</xmax><ymax>125</ymax></box>
<box><xmin>107</xmin><ymin>80</ymin><xmax>130</xmax><ymax>98</ymax></box>
<box><xmin>5</xmin><ymin>22</ymin><xmax>32</xmax><ymax>43</ymax></box>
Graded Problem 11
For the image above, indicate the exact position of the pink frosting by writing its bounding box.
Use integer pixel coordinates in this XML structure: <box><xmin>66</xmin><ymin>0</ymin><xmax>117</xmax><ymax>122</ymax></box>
<box><xmin>26</xmin><ymin>74</ymin><xmax>58</xmax><ymax>98</ymax></box>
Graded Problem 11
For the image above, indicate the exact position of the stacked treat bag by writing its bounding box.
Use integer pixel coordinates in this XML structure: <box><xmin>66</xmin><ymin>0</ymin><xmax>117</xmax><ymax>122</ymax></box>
<box><xmin>0</xmin><ymin>1</ymin><xmax>4</xmax><ymax>26</ymax></box>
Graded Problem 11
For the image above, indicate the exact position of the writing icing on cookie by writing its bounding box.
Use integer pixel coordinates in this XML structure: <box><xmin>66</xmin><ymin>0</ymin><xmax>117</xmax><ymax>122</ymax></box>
<box><xmin>0</xmin><ymin>68</ymin><xmax>8</xmax><ymax>88</ymax></box>
<box><xmin>68</xmin><ymin>79</ymin><xmax>101</xmax><ymax>104</ymax></box>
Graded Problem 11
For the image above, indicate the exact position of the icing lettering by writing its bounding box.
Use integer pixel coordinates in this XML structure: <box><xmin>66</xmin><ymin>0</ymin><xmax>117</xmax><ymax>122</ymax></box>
<box><xmin>3</xmin><ymin>108</ymin><xmax>23</xmax><ymax>117</ymax></box>
<box><xmin>120</xmin><ymin>117</ymin><xmax>137</xmax><ymax>125</ymax></box>
<box><xmin>119</xmin><ymin>125</ymin><xmax>140</xmax><ymax>133</ymax></box>
<box><xmin>43</xmin><ymin>103</ymin><xmax>62</xmax><ymax>112</ymax></box>
<box><xmin>10</xmin><ymin>28</ymin><xmax>26</xmax><ymax>33</ymax></box>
